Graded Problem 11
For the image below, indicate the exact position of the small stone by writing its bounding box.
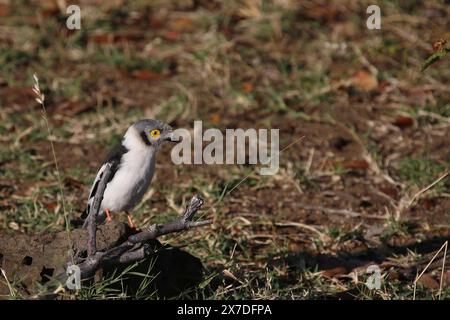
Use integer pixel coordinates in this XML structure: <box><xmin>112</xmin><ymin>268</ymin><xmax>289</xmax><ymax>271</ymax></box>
<box><xmin>8</xmin><ymin>222</ymin><xmax>19</xmax><ymax>231</ymax></box>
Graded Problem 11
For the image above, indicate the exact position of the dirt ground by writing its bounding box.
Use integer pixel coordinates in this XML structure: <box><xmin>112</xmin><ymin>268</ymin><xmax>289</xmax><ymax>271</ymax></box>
<box><xmin>0</xmin><ymin>0</ymin><xmax>449</xmax><ymax>299</ymax></box>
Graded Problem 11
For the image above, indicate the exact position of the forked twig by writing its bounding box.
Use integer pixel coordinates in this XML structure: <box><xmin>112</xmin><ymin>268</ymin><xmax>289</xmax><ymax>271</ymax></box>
<box><xmin>74</xmin><ymin>195</ymin><xmax>211</xmax><ymax>280</ymax></box>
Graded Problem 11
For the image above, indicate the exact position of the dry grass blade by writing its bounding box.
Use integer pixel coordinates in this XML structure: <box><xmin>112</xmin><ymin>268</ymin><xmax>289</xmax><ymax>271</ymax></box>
<box><xmin>413</xmin><ymin>241</ymin><xmax>448</xmax><ymax>300</ymax></box>
<box><xmin>438</xmin><ymin>241</ymin><xmax>448</xmax><ymax>300</ymax></box>
<box><xmin>275</xmin><ymin>221</ymin><xmax>324</xmax><ymax>237</ymax></box>
<box><xmin>407</xmin><ymin>171</ymin><xmax>449</xmax><ymax>208</ymax></box>
<box><xmin>32</xmin><ymin>73</ymin><xmax>74</xmax><ymax>264</ymax></box>
<box><xmin>396</xmin><ymin>170</ymin><xmax>449</xmax><ymax>221</ymax></box>
<box><xmin>222</xmin><ymin>135</ymin><xmax>305</xmax><ymax>197</ymax></box>
<box><xmin>0</xmin><ymin>268</ymin><xmax>15</xmax><ymax>297</ymax></box>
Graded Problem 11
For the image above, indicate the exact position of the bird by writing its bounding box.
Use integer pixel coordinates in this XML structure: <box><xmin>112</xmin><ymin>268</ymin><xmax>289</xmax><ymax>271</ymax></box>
<box><xmin>82</xmin><ymin>119</ymin><xmax>177</xmax><ymax>228</ymax></box>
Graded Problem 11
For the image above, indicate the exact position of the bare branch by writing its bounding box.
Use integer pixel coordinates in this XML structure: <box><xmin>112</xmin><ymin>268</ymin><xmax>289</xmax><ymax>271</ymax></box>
<box><xmin>87</xmin><ymin>163</ymin><xmax>113</xmax><ymax>256</ymax></box>
<box><xmin>74</xmin><ymin>195</ymin><xmax>211</xmax><ymax>280</ymax></box>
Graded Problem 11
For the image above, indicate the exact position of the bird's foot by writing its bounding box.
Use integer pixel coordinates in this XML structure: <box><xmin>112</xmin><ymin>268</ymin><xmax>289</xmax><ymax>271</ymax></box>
<box><xmin>126</xmin><ymin>212</ymin><xmax>137</xmax><ymax>230</ymax></box>
<box><xmin>105</xmin><ymin>208</ymin><xmax>112</xmax><ymax>222</ymax></box>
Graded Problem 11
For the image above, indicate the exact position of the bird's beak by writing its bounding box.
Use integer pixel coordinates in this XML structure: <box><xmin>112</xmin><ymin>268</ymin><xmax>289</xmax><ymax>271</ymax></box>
<box><xmin>164</xmin><ymin>131</ymin><xmax>180</xmax><ymax>142</ymax></box>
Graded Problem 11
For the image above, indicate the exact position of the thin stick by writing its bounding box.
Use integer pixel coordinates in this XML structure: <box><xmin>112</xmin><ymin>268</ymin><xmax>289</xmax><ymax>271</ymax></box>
<box><xmin>294</xmin><ymin>204</ymin><xmax>386</xmax><ymax>220</ymax></box>
<box><xmin>275</xmin><ymin>221</ymin><xmax>325</xmax><ymax>237</ymax></box>
<box><xmin>398</xmin><ymin>170</ymin><xmax>449</xmax><ymax>221</ymax></box>
<box><xmin>228</xmin><ymin>136</ymin><xmax>305</xmax><ymax>195</ymax></box>
<box><xmin>438</xmin><ymin>241</ymin><xmax>448</xmax><ymax>300</ymax></box>
<box><xmin>407</xmin><ymin>171</ymin><xmax>449</xmax><ymax>209</ymax></box>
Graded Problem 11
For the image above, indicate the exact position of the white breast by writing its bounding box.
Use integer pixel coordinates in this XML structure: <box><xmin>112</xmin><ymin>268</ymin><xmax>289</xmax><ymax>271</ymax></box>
<box><xmin>101</xmin><ymin>148</ymin><xmax>156</xmax><ymax>213</ymax></box>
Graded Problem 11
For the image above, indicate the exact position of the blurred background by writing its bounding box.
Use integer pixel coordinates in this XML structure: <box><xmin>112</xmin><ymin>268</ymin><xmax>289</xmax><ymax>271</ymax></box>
<box><xmin>0</xmin><ymin>0</ymin><xmax>449</xmax><ymax>299</ymax></box>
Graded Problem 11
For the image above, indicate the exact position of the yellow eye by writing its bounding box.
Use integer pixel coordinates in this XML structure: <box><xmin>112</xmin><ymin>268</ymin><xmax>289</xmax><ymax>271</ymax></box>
<box><xmin>150</xmin><ymin>129</ymin><xmax>161</xmax><ymax>138</ymax></box>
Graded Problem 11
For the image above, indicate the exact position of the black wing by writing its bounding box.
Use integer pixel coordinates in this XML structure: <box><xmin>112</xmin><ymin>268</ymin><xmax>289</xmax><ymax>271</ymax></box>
<box><xmin>82</xmin><ymin>143</ymin><xmax>129</xmax><ymax>227</ymax></box>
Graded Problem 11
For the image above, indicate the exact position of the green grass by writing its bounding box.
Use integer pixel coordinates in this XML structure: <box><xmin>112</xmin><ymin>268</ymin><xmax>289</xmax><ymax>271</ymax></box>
<box><xmin>93</xmin><ymin>47</ymin><xmax>167</xmax><ymax>73</ymax></box>
<box><xmin>396</xmin><ymin>157</ymin><xmax>448</xmax><ymax>191</ymax></box>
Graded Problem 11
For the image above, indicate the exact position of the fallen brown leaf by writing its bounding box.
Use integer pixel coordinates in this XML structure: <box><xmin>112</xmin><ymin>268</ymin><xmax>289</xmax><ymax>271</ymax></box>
<box><xmin>387</xmin><ymin>271</ymin><xmax>399</xmax><ymax>281</ymax></box>
<box><xmin>45</xmin><ymin>202</ymin><xmax>58</xmax><ymax>210</ymax></box>
<box><xmin>169</xmin><ymin>17</ymin><xmax>193</xmax><ymax>31</ymax></box>
<box><xmin>393</xmin><ymin>116</ymin><xmax>414</xmax><ymax>128</ymax></box>
<box><xmin>417</xmin><ymin>273</ymin><xmax>440</xmax><ymax>290</ymax></box>
<box><xmin>64</xmin><ymin>177</ymin><xmax>84</xmax><ymax>189</ymax></box>
<box><xmin>379</xmin><ymin>186</ymin><xmax>399</xmax><ymax>199</ymax></box>
<box><xmin>433</xmin><ymin>39</ymin><xmax>447</xmax><ymax>52</ymax></box>
<box><xmin>353</xmin><ymin>70</ymin><xmax>378</xmax><ymax>92</ymax></box>
<box><xmin>210</xmin><ymin>114</ymin><xmax>221</xmax><ymax>124</ymax></box>
<box><xmin>0</xmin><ymin>3</ymin><xmax>10</xmax><ymax>17</ymax></box>
<box><xmin>161</xmin><ymin>30</ymin><xmax>180</xmax><ymax>41</ymax></box>
<box><xmin>242</xmin><ymin>82</ymin><xmax>254</xmax><ymax>93</ymax></box>
<box><xmin>131</xmin><ymin>70</ymin><xmax>162</xmax><ymax>80</ymax></box>
<box><xmin>88</xmin><ymin>33</ymin><xmax>114</xmax><ymax>45</ymax></box>
<box><xmin>343</xmin><ymin>159</ymin><xmax>370</xmax><ymax>170</ymax></box>
<box><xmin>58</xmin><ymin>100</ymin><xmax>92</xmax><ymax>116</ymax></box>
<box><xmin>322</xmin><ymin>266</ymin><xmax>347</xmax><ymax>278</ymax></box>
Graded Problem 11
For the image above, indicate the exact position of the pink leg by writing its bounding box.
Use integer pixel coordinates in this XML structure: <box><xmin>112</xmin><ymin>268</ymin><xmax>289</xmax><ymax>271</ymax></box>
<box><xmin>105</xmin><ymin>208</ymin><xmax>112</xmax><ymax>222</ymax></box>
<box><xmin>126</xmin><ymin>211</ymin><xmax>136</xmax><ymax>229</ymax></box>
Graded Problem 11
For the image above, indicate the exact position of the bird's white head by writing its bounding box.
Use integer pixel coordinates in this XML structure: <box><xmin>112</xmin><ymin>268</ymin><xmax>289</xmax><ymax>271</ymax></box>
<box><xmin>123</xmin><ymin>119</ymin><xmax>177</xmax><ymax>151</ymax></box>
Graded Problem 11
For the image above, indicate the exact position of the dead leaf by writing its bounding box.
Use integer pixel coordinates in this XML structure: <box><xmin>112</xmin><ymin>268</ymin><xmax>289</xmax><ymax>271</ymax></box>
<box><xmin>147</xmin><ymin>10</ymin><xmax>168</xmax><ymax>29</ymax></box>
<box><xmin>64</xmin><ymin>177</ymin><xmax>84</xmax><ymax>189</ymax></box>
<box><xmin>343</xmin><ymin>160</ymin><xmax>370</xmax><ymax>170</ymax></box>
<box><xmin>393</xmin><ymin>116</ymin><xmax>414</xmax><ymax>128</ymax></box>
<box><xmin>242</xmin><ymin>82</ymin><xmax>254</xmax><ymax>93</ymax></box>
<box><xmin>433</xmin><ymin>39</ymin><xmax>447</xmax><ymax>52</ymax></box>
<box><xmin>417</xmin><ymin>273</ymin><xmax>440</xmax><ymax>290</ymax></box>
<box><xmin>301</xmin><ymin>4</ymin><xmax>344</xmax><ymax>22</ymax></box>
<box><xmin>387</xmin><ymin>271</ymin><xmax>399</xmax><ymax>281</ymax></box>
<box><xmin>115</xmin><ymin>30</ymin><xmax>144</xmax><ymax>42</ymax></box>
<box><xmin>169</xmin><ymin>17</ymin><xmax>193</xmax><ymax>31</ymax></box>
<box><xmin>421</xmin><ymin>198</ymin><xmax>436</xmax><ymax>210</ymax></box>
<box><xmin>40</xmin><ymin>0</ymin><xmax>60</xmax><ymax>18</ymax></box>
<box><xmin>0</xmin><ymin>3</ymin><xmax>10</xmax><ymax>17</ymax></box>
<box><xmin>131</xmin><ymin>70</ymin><xmax>162</xmax><ymax>80</ymax></box>
<box><xmin>45</xmin><ymin>202</ymin><xmax>58</xmax><ymax>210</ymax></box>
<box><xmin>58</xmin><ymin>100</ymin><xmax>92</xmax><ymax>116</ymax></box>
<box><xmin>161</xmin><ymin>30</ymin><xmax>180</xmax><ymax>41</ymax></box>
<box><xmin>379</xmin><ymin>186</ymin><xmax>399</xmax><ymax>199</ymax></box>
<box><xmin>88</xmin><ymin>33</ymin><xmax>114</xmax><ymax>44</ymax></box>
<box><xmin>210</xmin><ymin>114</ymin><xmax>221</xmax><ymax>124</ymax></box>
<box><xmin>353</xmin><ymin>70</ymin><xmax>378</xmax><ymax>92</ymax></box>
<box><xmin>322</xmin><ymin>266</ymin><xmax>347</xmax><ymax>278</ymax></box>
